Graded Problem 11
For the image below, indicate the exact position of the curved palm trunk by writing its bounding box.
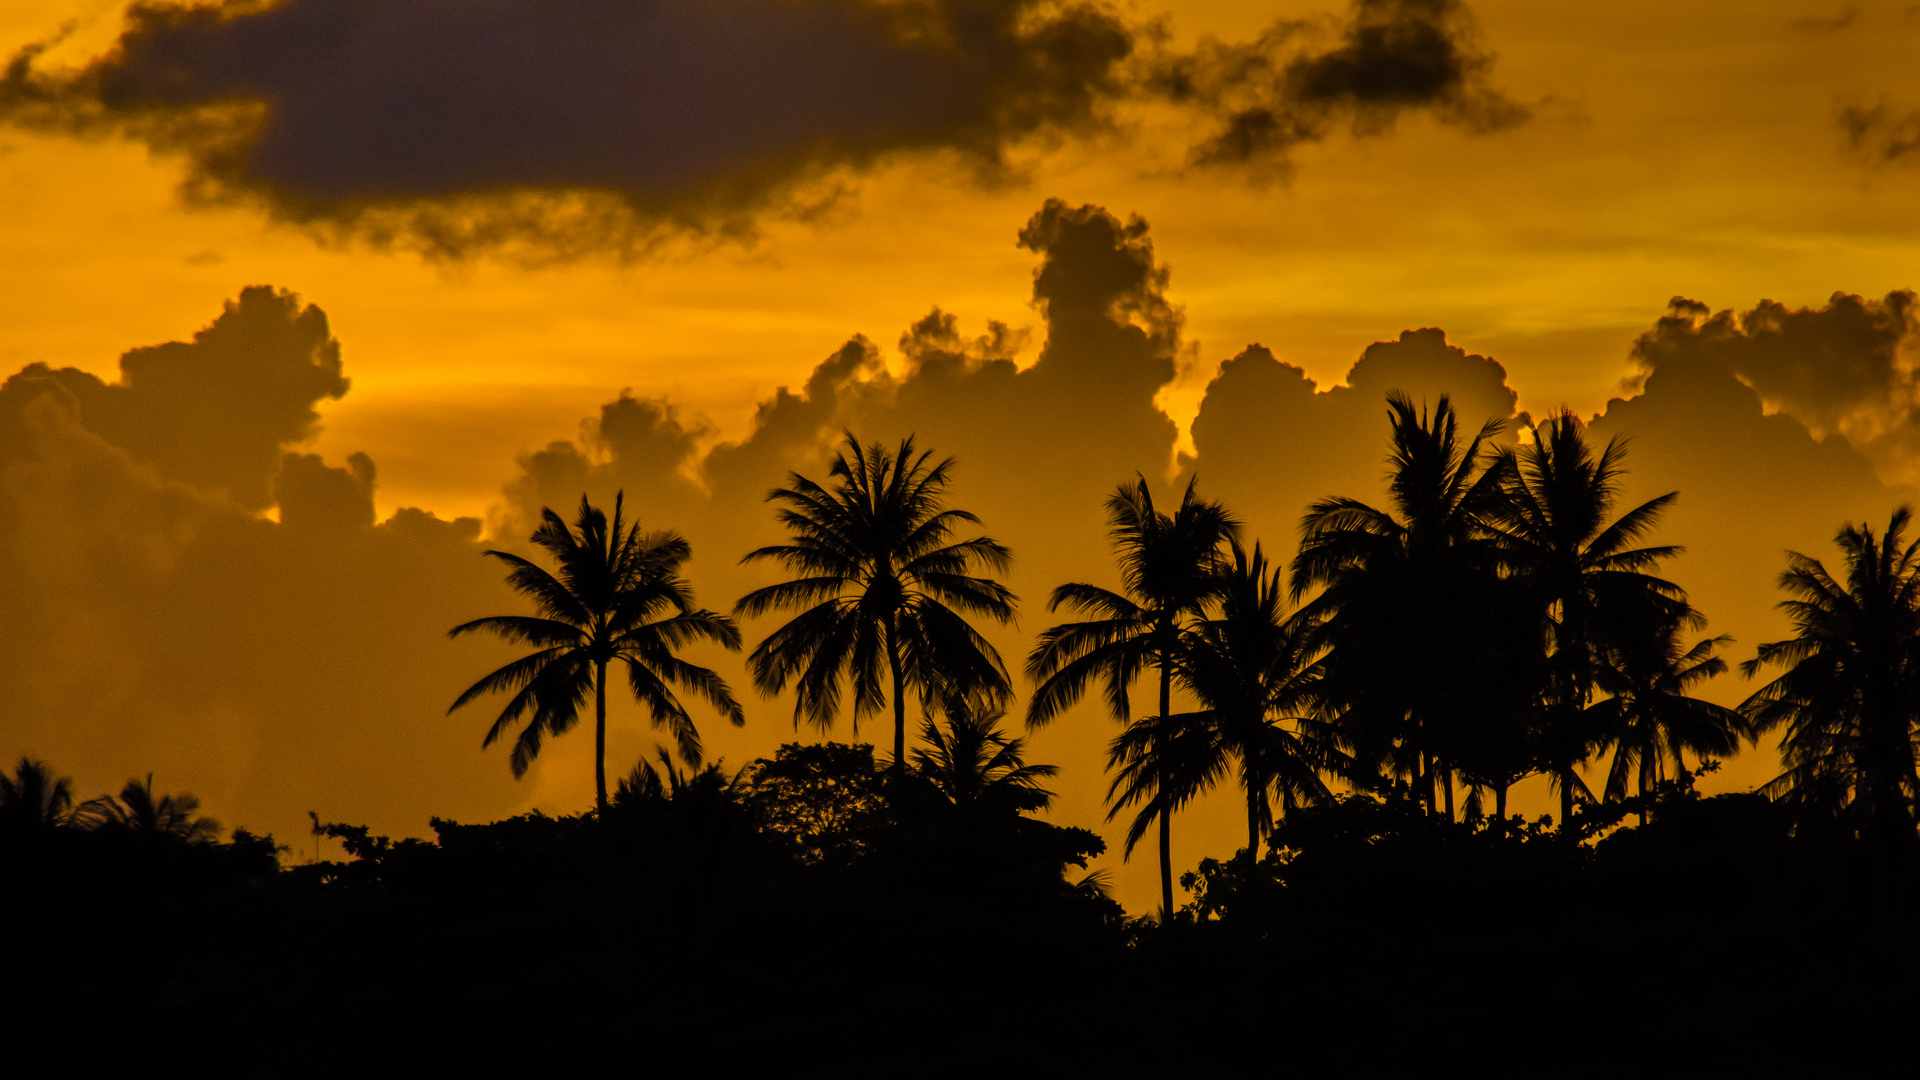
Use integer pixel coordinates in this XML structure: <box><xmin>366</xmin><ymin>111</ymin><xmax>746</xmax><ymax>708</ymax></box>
<box><xmin>594</xmin><ymin>659</ymin><xmax>609</xmax><ymax>814</ymax></box>
<box><xmin>1159</xmin><ymin>658</ymin><xmax>1174</xmax><ymax>923</ymax></box>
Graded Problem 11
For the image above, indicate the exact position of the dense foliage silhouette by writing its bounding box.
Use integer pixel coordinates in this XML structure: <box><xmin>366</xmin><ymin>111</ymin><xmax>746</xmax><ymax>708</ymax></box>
<box><xmin>13</xmin><ymin>400</ymin><xmax>1920</xmax><ymax>1072</ymax></box>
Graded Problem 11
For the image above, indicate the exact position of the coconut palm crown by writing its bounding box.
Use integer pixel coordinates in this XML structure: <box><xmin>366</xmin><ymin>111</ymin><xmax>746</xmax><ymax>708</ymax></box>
<box><xmin>736</xmin><ymin>433</ymin><xmax>1017</xmax><ymax>772</ymax></box>
<box><xmin>450</xmin><ymin>493</ymin><xmax>743</xmax><ymax>813</ymax></box>
<box><xmin>1742</xmin><ymin>508</ymin><xmax>1920</xmax><ymax>848</ymax></box>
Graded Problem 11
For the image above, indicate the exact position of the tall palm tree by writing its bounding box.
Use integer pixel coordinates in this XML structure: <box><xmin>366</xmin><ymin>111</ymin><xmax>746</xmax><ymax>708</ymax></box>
<box><xmin>1742</xmin><ymin>509</ymin><xmax>1920</xmax><ymax>850</ymax></box>
<box><xmin>1106</xmin><ymin>706</ymin><xmax>1231</xmax><ymax>908</ymax></box>
<box><xmin>1028</xmin><ymin>475</ymin><xmax>1238</xmax><ymax>921</ymax></box>
<box><xmin>1589</xmin><ymin>625</ymin><xmax>1748</xmax><ymax>825</ymax></box>
<box><xmin>1173</xmin><ymin>542</ymin><xmax>1337</xmax><ymax>858</ymax></box>
<box><xmin>911</xmin><ymin>706</ymin><xmax>1057</xmax><ymax>815</ymax></box>
<box><xmin>1292</xmin><ymin>393</ymin><xmax>1509</xmax><ymax>816</ymax></box>
<box><xmin>74</xmin><ymin>774</ymin><xmax>221</xmax><ymax>843</ymax></box>
<box><xmin>0</xmin><ymin>757</ymin><xmax>75</xmax><ymax>829</ymax></box>
<box><xmin>736</xmin><ymin>433</ymin><xmax>1017</xmax><ymax>774</ymax></box>
<box><xmin>1484</xmin><ymin>409</ymin><xmax>1690</xmax><ymax>828</ymax></box>
<box><xmin>450</xmin><ymin>493</ymin><xmax>743</xmax><ymax>813</ymax></box>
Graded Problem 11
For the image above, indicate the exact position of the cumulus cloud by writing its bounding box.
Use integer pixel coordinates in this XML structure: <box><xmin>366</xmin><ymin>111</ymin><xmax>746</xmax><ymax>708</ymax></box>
<box><xmin>0</xmin><ymin>286</ymin><xmax>528</xmax><ymax>844</ymax></box>
<box><xmin>11</xmin><ymin>198</ymin><xmax>1920</xmax><ymax>910</ymax></box>
<box><xmin>1626</xmin><ymin>292</ymin><xmax>1920</xmax><ymax>486</ymax></box>
<box><xmin>0</xmin><ymin>0</ymin><xmax>1526</xmax><ymax>255</ymax></box>
<box><xmin>3</xmin><ymin>286</ymin><xmax>347</xmax><ymax>509</ymax></box>
<box><xmin>1147</xmin><ymin>0</ymin><xmax>1529</xmax><ymax>169</ymax></box>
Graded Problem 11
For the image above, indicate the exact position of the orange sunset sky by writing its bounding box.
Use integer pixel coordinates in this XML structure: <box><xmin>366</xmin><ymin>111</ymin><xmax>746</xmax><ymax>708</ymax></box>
<box><xmin>5</xmin><ymin>0</ymin><xmax>1920</xmax><ymax>913</ymax></box>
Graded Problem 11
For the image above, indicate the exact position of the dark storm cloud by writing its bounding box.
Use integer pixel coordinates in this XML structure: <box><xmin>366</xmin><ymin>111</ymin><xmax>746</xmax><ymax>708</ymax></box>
<box><xmin>1148</xmin><ymin>0</ymin><xmax>1528</xmax><ymax>168</ymax></box>
<box><xmin>0</xmin><ymin>0</ymin><xmax>1526</xmax><ymax>255</ymax></box>
<box><xmin>1839</xmin><ymin>99</ymin><xmax>1920</xmax><ymax>165</ymax></box>
<box><xmin>1</xmin><ymin>0</ymin><xmax>1133</xmax><ymax>255</ymax></box>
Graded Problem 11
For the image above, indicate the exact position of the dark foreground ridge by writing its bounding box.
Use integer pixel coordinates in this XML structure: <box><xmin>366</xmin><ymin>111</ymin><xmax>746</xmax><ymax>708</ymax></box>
<box><xmin>6</xmin><ymin>749</ymin><xmax>1916</xmax><ymax>1076</ymax></box>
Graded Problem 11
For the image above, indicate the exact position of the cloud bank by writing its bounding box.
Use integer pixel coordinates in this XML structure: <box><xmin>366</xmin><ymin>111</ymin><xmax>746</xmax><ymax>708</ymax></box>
<box><xmin>1</xmin><ymin>0</ymin><xmax>1526</xmax><ymax>255</ymax></box>
<box><xmin>9</xmin><ymin>200</ymin><xmax>1916</xmax><ymax>906</ymax></box>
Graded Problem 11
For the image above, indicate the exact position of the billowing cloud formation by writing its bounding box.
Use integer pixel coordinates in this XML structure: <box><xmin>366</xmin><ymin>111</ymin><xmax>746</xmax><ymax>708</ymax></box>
<box><xmin>0</xmin><ymin>0</ymin><xmax>1525</xmax><ymax>255</ymax></box>
<box><xmin>13</xmin><ymin>200</ymin><xmax>1917</xmax><ymax>909</ymax></box>
<box><xmin>1148</xmin><ymin>0</ymin><xmax>1528</xmax><ymax>168</ymax></box>
<box><xmin>0</xmin><ymin>287</ymin><xmax>526</xmax><ymax>843</ymax></box>
<box><xmin>1626</xmin><ymin>291</ymin><xmax>1920</xmax><ymax>486</ymax></box>
<box><xmin>3</xmin><ymin>287</ymin><xmax>347</xmax><ymax>509</ymax></box>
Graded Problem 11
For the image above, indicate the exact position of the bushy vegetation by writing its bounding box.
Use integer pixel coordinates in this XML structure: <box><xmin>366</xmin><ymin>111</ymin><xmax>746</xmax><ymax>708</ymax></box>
<box><xmin>10</xmin><ymin>400</ymin><xmax>1920</xmax><ymax>1070</ymax></box>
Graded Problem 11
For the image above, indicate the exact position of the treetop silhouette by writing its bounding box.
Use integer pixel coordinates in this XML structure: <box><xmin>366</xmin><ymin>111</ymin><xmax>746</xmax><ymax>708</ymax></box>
<box><xmin>449</xmin><ymin>492</ymin><xmax>743</xmax><ymax>812</ymax></box>
<box><xmin>736</xmin><ymin>432</ymin><xmax>1017</xmax><ymax>773</ymax></box>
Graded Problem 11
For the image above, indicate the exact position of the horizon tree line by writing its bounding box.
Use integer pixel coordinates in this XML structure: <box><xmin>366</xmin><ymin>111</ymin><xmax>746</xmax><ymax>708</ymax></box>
<box><xmin>421</xmin><ymin>397</ymin><xmax>1920</xmax><ymax>917</ymax></box>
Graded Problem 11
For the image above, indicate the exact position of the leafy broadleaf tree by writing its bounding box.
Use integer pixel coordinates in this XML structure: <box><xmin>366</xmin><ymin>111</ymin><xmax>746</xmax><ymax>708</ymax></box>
<box><xmin>736</xmin><ymin>433</ymin><xmax>1017</xmax><ymax>773</ymax></box>
<box><xmin>1742</xmin><ymin>509</ymin><xmax>1920</xmax><ymax>851</ymax></box>
<box><xmin>1292</xmin><ymin>394</ymin><xmax>1509</xmax><ymax>816</ymax></box>
<box><xmin>1028</xmin><ymin>475</ymin><xmax>1238</xmax><ymax>920</ymax></box>
<box><xmin>450</xmin><ymin>493</ymin><xmax>744</xmax><ymax>813</ymax></box>
<box><xmin>1486</xmin><ymin>409</ymin><xmax>1691</xmax><ymax>829</ymax></box>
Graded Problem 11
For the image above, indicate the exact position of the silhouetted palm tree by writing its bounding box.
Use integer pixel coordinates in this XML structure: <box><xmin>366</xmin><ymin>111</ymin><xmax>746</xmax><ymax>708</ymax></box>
<box><xmin>74</xmin><ymin>774</ymin><xmax>221</xmax><ymax>843</ymax></box>
<box><xmin>737</xmin><ymin>433</ymin><xmax>1016</xmax><ymax>773</ymax></box>
<box><xmin>911</xmin><ymin>706</ymin><xmax>1057</xmax><ymax>815</ymax></box>
<box><xmin>1485</xmin><ymin>409</ymin><xmax>1690</xmax><ymax>828</ymax></box>
<box><xmin>1174</xmin><ymin>542</ymin><xmax>1337</xmax><ymax>858</ymax></box>
<box><xmin>0</xmin><ymin>757</ymin><xmax>75</xmax><ymax>829</ymax></box>
<box><xmin>1742</xmin><ymin>509</ymin><xmax>1920</xmax><ymax>849</ymax></box>
<box><xmin>1028</xmin><ymin>475</ymin><xmax>1238</xmax><ymax>920</ymax></box>
<box><xmin>450</xmin><ymin>493</ymin><xmax>743</xmax><ymax>813</ymax></box>
<box><xmin>1590</xmin><ymin>626</ymin><xmax>1748</xmax><ymax>825</ymax></box>
<box><xmin>1105</xmin><ymin>707</ymin><xmax>1229</xmax><ymax>904</ymax></box>
<box><xmin>1292</xmin><ymin>393</ymin><xmax>1508</xmax><ymax>816</ymax></box>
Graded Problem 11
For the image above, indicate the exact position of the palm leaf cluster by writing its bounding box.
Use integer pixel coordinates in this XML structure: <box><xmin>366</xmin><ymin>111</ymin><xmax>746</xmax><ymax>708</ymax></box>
<box><xmin>1743</xmin><ymin>509</ymin><xmax>1920</xmax><ymax>847</ymax></box>
<box><xmin>450</xmin><ymin>493</ymin><xmax>742</xmax><ymax>812</ymax></box>
<box><xmin>1</xmin><ymin>760</ymin><xmax>221</xmax><ymax>843</ymax></box>
<box><xmin>735</xmin><ymin>434</ymin><xmax>1016</xmax><ymax>771</ymax></box>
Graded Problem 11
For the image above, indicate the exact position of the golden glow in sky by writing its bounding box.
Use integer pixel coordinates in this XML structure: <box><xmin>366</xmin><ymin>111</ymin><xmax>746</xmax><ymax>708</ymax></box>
<box><xmin>4</xmin><ymin>0</ymin><xmax>1920</xmax><ymax>912</ymax></box>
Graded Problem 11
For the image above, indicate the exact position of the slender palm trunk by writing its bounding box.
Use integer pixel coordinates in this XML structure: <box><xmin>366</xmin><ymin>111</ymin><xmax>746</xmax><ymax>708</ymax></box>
<box><xmin>1441</xmin><ymin>762</ymin><xmax>1454</xmax><ymax>822</ymax></box>
<box><xmin>594</xmin><ymin>659</ymin><xmax>609</xmax><ymax>814</ymax></box>
<box><xmin>1495</xmin><ymin>781</ymin><xmax>1508</xmax><ymax>826</ymax></box>
<box><xmin>1159</xmin><ymin>656</ymin><xmax>1174</xmax><ymax>923</ymax></box>
<box><xmin>1636</xmin><ymin>754</ymin><xmax>1649</xmax><ymax>828</ymax></box>
<box><xmin>1246</xmin><ymin>776</ymin><xmax>1260</xmax><ymax>863</ymax></box>
<box><xmin>887</xmin><ymin>620</ymin><xmax>907</xmax><ymax>776</ymax></box>
<box><xmin>1559</xmin><ymin>765</ymin><xmax>1575</xmax><ymax>831</ymax></box>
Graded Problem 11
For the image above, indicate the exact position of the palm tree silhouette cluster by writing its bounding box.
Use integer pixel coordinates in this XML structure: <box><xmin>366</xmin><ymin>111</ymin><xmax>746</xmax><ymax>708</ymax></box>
<box><xmin>12</xmin><ymin>399</ymin><xmax>1920</xmax><ymax>1071</ymax></box>
<box><xmin>445</xmin><ymin>403</ymin><xmax>1920</xmax><ymax>925</ymax></box>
